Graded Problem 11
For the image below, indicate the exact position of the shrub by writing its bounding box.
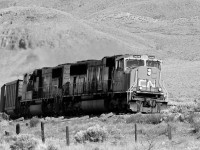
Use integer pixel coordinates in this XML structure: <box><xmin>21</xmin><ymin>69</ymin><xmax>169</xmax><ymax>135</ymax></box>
<box><xmin>74</xmin><ymin>130</ymin><xmax>87</xmax><ymax>143</ymax></box>
<box><xmin>10</xmin><ymin>134</ymin><xmax>38</xmax><ymax>150</ymax></box>
<box><xmin>45</xmin><ymin>138</ymin><xmax>62</xmax><ymax>150</ymax></box>
<box><xmin>187</xmin><ymin>112</ymin><xmax>200</xmax><ymax>133</ymax></box>
<box><xmin>186</xmin><ymin>112</ymin><xmax>195</xmax><ymax>123</ymax></box>
<box><xmin>142</xmin><ymin>123</ymin><xmax>167</xmax><ymax>137</ymax></box>
<box><xmin>107</xmin><ymin>126</ymin><xmax>123</xmax><ymax>140</ymax></box>
<box><xmin>193</xmin><ymin>102</ymin><xmax>200</xmax><ymax>112</ymax></box>
<box><xmin>184</xmin><ymin>112</ymin><xmax>200</xmax><ymax>123</ymax></box>
<box><xmin>74</xmin><ymin>124</ymin><xmax>108</xmax><ymax>143</ymax></box>
<box><xmin>0</xmin><ymin>141</ymin><xmax>10</xmax><ymax>150</ymax></box>
<box><xmin>30</xmin><ymin>117</ymin><xmax>40</xmax><ymax>127</ymax></box>
<box><xmin>145</xmin><ymin>114</ymin><xmax>163</xmax><ymax>124</ymax></box>
<box><xmin>126</xmin><ymin>113</ymin><xmax>142</xmax><ymax>124</ymax></box>
<box><xmin>191</xmin><ymin>121</ymin><xmax>200</xmax><ymax>133</ymax></box>
<box><xmin>47</xmin><ymin>144</ymin><xmax>59</xmax><ymax>150</ymax></box>
<box><xmin>168</xmin><ymin>105</ymin><xmax>183</xmax><ymax>113</ymax></box>
<box><xmin>1</xmin><ymin>112</ymin><xmax>10</xmax><ymax>120</ymax></box>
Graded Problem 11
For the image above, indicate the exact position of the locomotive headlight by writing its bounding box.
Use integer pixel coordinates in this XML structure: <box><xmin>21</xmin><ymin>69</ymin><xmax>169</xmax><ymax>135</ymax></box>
<box><xmin>147</xmin><ymin>68</ymin><xmax>151</xmax><ymax>76</ymax></box>
<box><xmin>139</xmin><ymin>86</ymin><xmax>143</xmax><ymax>90</ymax></box>
<box><xmin>158</xmin><ymin>88</ymin><xmax>162</xmax><ymax>92</ymax></box>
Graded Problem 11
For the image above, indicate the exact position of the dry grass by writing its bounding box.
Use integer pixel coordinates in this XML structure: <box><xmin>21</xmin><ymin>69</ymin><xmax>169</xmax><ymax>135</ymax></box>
<box><xmin>126</xmin><ymin>113</ymin><xmax>163</xmax><ymax>124</ymax></box>
<box><xmin>185</xmin><ymin>112</ymin><xmax>200</xmax><ymax>134</ymax></box>
<box><xmin>1</xmin><ymin>111</ymin><xmax>200</xmax><ymax>150</ymax></box>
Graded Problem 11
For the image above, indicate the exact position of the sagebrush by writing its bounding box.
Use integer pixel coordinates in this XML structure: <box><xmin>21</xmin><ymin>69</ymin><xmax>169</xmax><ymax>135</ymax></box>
<box><xmin>74</xmin><ymin>124</ymin><xmax>108</xmax><ymax>143</ymax></box>
<box><xmin>30</xmin><ymin>117</ymin><xmax>40</xmax><ymax>127</ymax></box>
<box><xmin>10</xmin><ymin>134</ymin><xmax>38</xmax><ymax>150</ymax></box>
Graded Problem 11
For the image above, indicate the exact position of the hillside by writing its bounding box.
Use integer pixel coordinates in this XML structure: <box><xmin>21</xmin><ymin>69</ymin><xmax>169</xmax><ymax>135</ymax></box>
<box><xmin>0</xmin><ymin>6</ymin><xmax>133</xmax><ymax>84</ymax></box>
<box><xmin>0</xmin><ymin>0</ymin><xmax>200</xmax><ymax>101</ymax></box>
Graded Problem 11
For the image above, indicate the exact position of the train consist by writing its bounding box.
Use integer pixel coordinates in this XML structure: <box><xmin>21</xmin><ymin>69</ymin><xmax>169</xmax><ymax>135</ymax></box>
<box><xmin>0</xmin><ymin>54</ymin><xmax>168</xmax><ymax>117</ymax></box>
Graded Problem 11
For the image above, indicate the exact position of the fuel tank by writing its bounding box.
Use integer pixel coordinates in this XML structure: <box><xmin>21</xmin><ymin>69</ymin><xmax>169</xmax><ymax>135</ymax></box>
<box><xmin>29</xmin><ymin>104</ymin><xmax>42</xmax><ymax>115</ymax></box>
<box><xmin>81</xmin><ymin>99</ymin><xmax>107</xmax><ymax>113</ymax></box>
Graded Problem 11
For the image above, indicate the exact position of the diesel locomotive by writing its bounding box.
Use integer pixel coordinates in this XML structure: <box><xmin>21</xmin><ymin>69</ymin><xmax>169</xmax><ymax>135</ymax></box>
<box><xmin>0</xmin><ymin>54</ymin><xmax>168</xmax><ymax>117</ymax></box>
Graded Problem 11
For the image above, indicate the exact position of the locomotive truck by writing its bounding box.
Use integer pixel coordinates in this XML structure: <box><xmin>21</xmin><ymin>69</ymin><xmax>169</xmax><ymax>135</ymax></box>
<box><xmin>0</xmin><ymin>54</ymin><xmax>168</xmax><ymax>117</ymax></box>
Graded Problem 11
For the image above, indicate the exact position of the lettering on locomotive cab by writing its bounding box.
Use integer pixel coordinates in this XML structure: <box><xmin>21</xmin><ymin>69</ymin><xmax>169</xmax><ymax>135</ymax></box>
<box><xmin>138</xmin><ymin>79</ymin><xmax>156</xmax><ymax>88</ymax></box>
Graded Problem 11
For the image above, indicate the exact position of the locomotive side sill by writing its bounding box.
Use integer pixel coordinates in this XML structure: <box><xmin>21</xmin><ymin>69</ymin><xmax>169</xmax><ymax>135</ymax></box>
<box><xmin>20</xmin><ymin>99</ymin><xmax>33</xmax><ymax>102</ymax></box>
<box><xmin>136</xmin><ymin>91</ymin><xmax>164</xmax><ymax>95</ymax></box>
<box><xmin>156</xmin><ymin>100</ymin><xmax>168</xmax><ymax>103</ymax></box>
<box><xmin>129</xmin><ymin>98</ymin><xmax>163</xmax><ymax>102</ymax></box>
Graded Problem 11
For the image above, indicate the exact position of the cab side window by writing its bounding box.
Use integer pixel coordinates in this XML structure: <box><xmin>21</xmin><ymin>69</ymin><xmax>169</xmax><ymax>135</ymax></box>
<box><xmin>116</xmin><ymin>59</ymin><xmax>124</xmax><ymax>70</ymax></box>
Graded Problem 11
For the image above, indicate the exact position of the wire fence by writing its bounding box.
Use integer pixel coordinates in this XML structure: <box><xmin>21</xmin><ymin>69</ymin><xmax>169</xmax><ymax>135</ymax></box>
<box><xmin>14</xmin><ymin>122</ymin><xmax>173</xmax><ymax>146</ymax></box>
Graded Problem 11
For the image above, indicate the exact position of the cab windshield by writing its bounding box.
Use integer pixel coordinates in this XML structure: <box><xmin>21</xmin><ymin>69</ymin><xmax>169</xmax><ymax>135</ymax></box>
<box><xmin>126</xmin><ymin>59</ymin><xmax>144</xmax><ymax>68</ymax></box>
<box><xmin>146</xmin><ymin>60</ymin><xmax>161</xmax><ymax>69</ymax></box>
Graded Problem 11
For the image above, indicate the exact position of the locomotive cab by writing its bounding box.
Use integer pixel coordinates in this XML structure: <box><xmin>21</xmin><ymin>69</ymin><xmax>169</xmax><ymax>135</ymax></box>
<box><xmin>114</xmin><ymin>54</ymin><xmax>167</xmax><ymax>113</ymax></box>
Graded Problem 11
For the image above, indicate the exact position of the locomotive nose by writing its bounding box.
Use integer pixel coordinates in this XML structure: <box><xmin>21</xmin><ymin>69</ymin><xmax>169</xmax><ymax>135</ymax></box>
<box><xmin>132</xmin><ymin>66</ymin><xmax>162</xmax><ymax>93</ymax></box>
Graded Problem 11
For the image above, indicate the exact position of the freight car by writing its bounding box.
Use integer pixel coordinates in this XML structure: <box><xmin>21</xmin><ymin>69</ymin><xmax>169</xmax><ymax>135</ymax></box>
<box><xmin>0</xmin><ymin>80</ymin><xmax>23</xmax><ymax>117</ymax></box>
<box><xmin>0</xmin><ymin>54</ymin><xmax>168</xmax><ymax>117</ymax></box>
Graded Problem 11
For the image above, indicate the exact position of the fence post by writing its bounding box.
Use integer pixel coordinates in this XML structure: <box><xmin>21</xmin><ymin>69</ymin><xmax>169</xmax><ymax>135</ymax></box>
<box><xmin>135</xmin><ymin>124</ymin><xmax>137</xmax><ymax>142</ymax></box>
<box><xmin>41</xmin><ymin>122</ymin><xmax>45</xmax><ymax>143</ymax></box>
<box><xmin>66</xmin><ymin>126</ymin><xmax>70</xmax><ymax>146</ymax></box>
<box><xmin>16</xmin><ymin>124</ymin><xmax>20</xmax><ymax>135</ymax></box>
<box><xmin>167</xmin><ymin>124</ymin><xmax>172</xmax><ymax>140</ymax></box>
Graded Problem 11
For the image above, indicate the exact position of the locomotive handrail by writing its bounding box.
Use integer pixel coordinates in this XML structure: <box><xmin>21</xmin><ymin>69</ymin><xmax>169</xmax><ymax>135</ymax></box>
<box><xmin>126</xmin><ymin>70</ymin><xmax>138</xmax><ymax>101</ymax></box>
<box><xmin>126</xmin><ymin>82</ymin><xmax>137</xmax><ymax>93</ymax></box>
<box><xmin>159</xmin><ymin>70</ymin><xmax>168</xmax><ymax>101</ymax></box>
<box><xmin>126</xmin><ymin>69</ymin><xmax>138</xmax><ymax>93</ymax></box>
<box><xmin>162</xmin><ymin>80</ymin><xmax>168</xmax><ymax>101</ymax></box>
<box><xmin>126</xmin><ymin>82</ymin><xmax>137</xmax><ymax>103</ymax></box>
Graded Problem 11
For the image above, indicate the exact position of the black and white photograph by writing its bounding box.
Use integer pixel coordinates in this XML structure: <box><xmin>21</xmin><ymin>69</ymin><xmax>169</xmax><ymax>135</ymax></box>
<box><xmin>0</xmin><ymin>0</ymin><xmax>200</xmax><ymax>149</ymax></box>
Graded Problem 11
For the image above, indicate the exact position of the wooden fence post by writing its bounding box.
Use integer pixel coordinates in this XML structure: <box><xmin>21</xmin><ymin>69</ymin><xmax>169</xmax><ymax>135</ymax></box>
<box><xmin>135</xmin><ymin>124</ymin><xmax>137</xmax><ymax>142</ymax></box>
<box><xmin>41</xmin><ymin>122</ymin><xmax>45</xmax><ymax>143</ymax></box>
<box><xmin>66</xmin><ymin>126</ymin><xmax>70</xmax><ymax>146</ymax></box>
<box><xmin>16</xmin><ymin>124</ymin><xmax>20</xmax><ymax>135</ymax></box>
<box><xmin>167</xmin><ymin>124</ymin><xmax>172</xmax><ymax>140</ymax></box>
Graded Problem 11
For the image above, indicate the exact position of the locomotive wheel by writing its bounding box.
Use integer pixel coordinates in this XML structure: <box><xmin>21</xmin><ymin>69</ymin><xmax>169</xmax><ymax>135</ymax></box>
<box><xmin>53</xmin><ymin>100</ymin><xmax>62</xmax><ymax>116</ymax></box>
<box><xmin>136</xmin><ymin>101</ymin><xmax>142</xmax><ymax>112</ymax></box>
<box><xmin>129</xmin><ymin>101</ymin><xmax>141</xmax><ymax>112</ymax></box>
<box><xmin>20</xmin><ymin>102</ymin><xmax>31</xmax><ymax>118</ymax></box>
<box><xmin>157</xmin><ymin>103</ymin><xmax>161</xmax><ymax>113</ymax></box>
<box><xmin>160</xmin><ymin>102</ymin><xmax>168</xmax><ymax>111</ymax></box>
<box><xmin>150</xmin><ymin>100</ymin><xmax>157</xmax><ymax>113</ymax></box>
